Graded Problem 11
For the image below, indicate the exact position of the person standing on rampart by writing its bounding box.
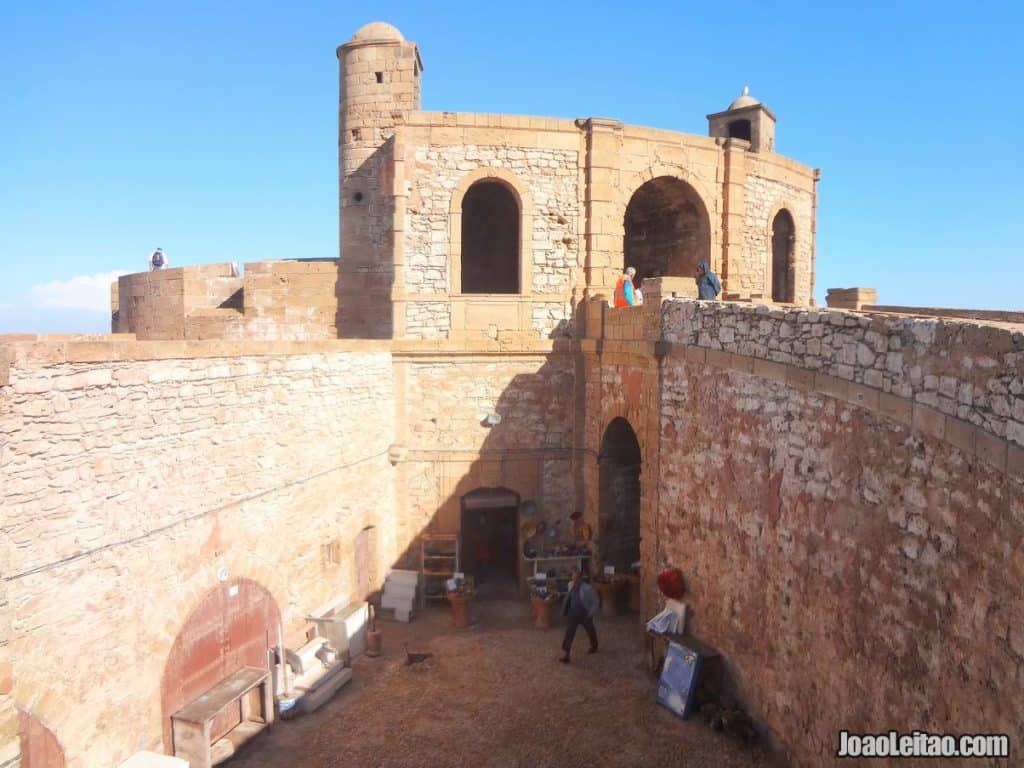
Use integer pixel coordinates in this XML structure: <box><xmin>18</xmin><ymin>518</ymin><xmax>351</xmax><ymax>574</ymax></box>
<box><xmin>696</xmin><ymin>260</ymin><xmax>721</xmax><ymax>300</ymax></box>
<box><xmin>148</xmin><ymin>247</ymin><xmax>167</xmax><ymax>271</ymax></box>
<box><xmin>614</xmin><ymin>267</ymin><xmax>637</xmax><ymax>307</ymax></box>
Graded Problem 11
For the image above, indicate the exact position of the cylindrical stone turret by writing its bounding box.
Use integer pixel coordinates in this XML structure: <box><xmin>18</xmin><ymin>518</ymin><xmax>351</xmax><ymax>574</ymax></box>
<box><xmin>336</xmin><ymin>22</ymin><xmax>422</xmax><ymax>338</ymax></box>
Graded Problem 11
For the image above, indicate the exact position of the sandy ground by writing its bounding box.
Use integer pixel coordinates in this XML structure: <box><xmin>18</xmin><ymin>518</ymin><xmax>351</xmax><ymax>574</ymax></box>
<box><xmin>228</xmin><ymin>596</ymin><xmax>781</xmax><ymax>768</ymax></box>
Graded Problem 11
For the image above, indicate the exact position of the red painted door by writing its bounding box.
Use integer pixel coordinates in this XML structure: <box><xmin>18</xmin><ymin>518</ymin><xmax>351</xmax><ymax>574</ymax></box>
<box><xmin>161</xmin><ymin>579</ymin><xmax>280</xmax><ymax>751</ymax></box>
<box><xmin>18</xmin><ymin>711</ymin><xmax>65</xmax><ymax>768</ymax></box>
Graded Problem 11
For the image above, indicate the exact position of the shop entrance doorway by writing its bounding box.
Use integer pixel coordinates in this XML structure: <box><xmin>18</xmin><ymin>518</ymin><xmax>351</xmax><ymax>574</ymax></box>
<box><xmin>461</xmin><ymin>488</ymin><xmax>519</xmax><ymax>598</ymax></box>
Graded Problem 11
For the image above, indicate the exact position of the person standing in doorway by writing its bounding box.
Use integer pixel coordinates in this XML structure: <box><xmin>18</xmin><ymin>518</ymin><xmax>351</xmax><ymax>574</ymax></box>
<box><xmin>696</xmin><ymin>260</ymin><xmax>721</xmax><ymax>300</ymax></box>
<box><xmin>476</xmin><ymin>537</ymin><xmax>491</xmax><ymax>585</ymax></box>
<box><xmin>613</xmin><ymin>267</ymin><xmax>637</xmax><ymax>308</ymax></box>
<box><xmin>559</xmin><ymin>566</ymin><xmax>599</xmax><ymax>663</ymax></box>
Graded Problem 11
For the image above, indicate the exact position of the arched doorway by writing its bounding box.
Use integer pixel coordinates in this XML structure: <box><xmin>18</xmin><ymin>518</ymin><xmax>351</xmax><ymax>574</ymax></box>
<box><xmin>598</xmin><ymin>418</ymin><xmax>642</xmax><ymax>575</ymax></box>
<box><xmin>461</xmin><ymin>180</ymin><xmax>520</xmax><ymax>293</ymax></box>
<box><xmin>160</xmin><ymin>579</ymin><xmax>281</xmax><ymax>751</ymax></box>
<box><xmin>461</xmin><ymin>487</ymin><xmax>519</xmax><ymax>596</ymax></box>
<box><xmin>771</xmin><ymin>209</ymin><xmax>795</xmax><ymax>303</ymax></box>
<box><xmin>623</xmin><ymin>176</ymin><xmax>710</xmax><ymax>284</ymax></box>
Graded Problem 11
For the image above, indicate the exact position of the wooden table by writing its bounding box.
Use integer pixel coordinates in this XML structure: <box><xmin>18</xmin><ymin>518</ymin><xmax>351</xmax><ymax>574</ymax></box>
<box><xmin>171</xmin><ymin>666</ymin><xmax>273</xmax><ymax>768</ymax></box>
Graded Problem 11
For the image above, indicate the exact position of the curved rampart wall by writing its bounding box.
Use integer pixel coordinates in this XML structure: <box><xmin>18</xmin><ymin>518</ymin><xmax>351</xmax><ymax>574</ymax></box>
<box><xmin>654</xmin><ymin>301</ymin><xmax>1023</xmax><ymax>765</ymax></box>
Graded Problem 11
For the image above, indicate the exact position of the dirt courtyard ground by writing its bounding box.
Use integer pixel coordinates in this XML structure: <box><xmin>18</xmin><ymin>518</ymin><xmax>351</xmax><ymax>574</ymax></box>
<box><xmin>228</xmin><ymin>597</ymin><xmax>780</xmax><ymax>768</ymax></box>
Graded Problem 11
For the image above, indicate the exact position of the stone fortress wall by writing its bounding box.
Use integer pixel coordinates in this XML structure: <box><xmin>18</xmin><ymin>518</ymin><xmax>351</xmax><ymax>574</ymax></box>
<box><xmin>1</xmin><ymin>338</ymin><xmax>397</xmax><ymax>766</ymax></box>
<box><xmin>4</xmin><ymin>298</ymin><xmax>1021</xmax><ymax>766</ymax></box>
<box><xmin>114</xmin><ymin>260</ymin><xmax>340</xmax><ymax>341</ymax></box>
<box><xmin>3</xmin><ymin>18</ymin><xmax>1022</xmax><ymax>768</ymax></box>
<box><xmin>582</xmin><ymin>298</ymin><xmax>1024</xmax><ymax>765</ymax></box>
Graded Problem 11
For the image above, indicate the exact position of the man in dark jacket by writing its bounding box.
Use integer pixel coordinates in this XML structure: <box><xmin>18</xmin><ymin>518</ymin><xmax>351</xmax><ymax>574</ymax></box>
<box><xmin>696</xmin><ymin>260</ymin><xmax>721</xmax><ymax>300</ymax></box>
<box><xmin>560</xmin><ymin>566</ymin><xmax>599</xmax><ymax>663</ymax></box>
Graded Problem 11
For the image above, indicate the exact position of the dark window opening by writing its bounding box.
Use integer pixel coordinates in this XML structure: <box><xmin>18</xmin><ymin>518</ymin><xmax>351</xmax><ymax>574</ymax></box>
<box><xmin>350</xmin><ymin>128</ymin><xmax>361</xmax><ymax>141</ymax></box>
<box><xmin>353</xmin><ymin>191</ymin><xmax>363</xmax><ymax>203</ymax></box>
<box><xmin>599</xmin><ymin>418</ymin><xmax>642</xmax><ymax>581</ymax></box>
<box><xmin>461</xmin><ymin>180</ymin><xmax>520</xmax><ymax>294</ymax></box>
<box><xmin>623</xmin><ymin>176</ymin><xmax>710</xmax><ymax>284</ymax></box>
<box><xmin>727</xmin><ymin>119</ymin><xmax>752</xmax><ymax>141</ymax></box>
<box><xmin>375</xmin><ymin>71</ymin><xmax>384</xmax><ymax>83</ymax></box>
<box><xmin>771</xmin><ymin>209</ymin><xmax>795</xmax><ymax>303</ymax></box>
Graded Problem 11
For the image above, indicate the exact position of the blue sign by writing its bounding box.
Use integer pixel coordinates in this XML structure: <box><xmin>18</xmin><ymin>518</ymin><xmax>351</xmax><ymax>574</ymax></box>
<box><xmin>656</xmin><ymin>641</ymin><xmax>701</xmax><ymax>719</ymax></box>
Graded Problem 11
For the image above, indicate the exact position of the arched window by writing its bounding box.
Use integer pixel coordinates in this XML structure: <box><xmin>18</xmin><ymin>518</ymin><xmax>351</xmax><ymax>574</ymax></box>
<box><xmin>461</xmin><ymin>180</ymin><xmax>520</xmax><ymax>294</ymax></box>
<box><xmin>623</xmin><ymin>176</ymin><xmax>711</xmax><ymax>284</ymax></box>
<box><xmin>771</xmin><ymin>209</ymin><xmax>795</xmax><ymax>303</ymax></box>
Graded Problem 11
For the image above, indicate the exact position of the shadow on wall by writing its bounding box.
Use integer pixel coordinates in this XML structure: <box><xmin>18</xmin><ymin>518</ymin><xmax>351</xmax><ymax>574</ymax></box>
<box><xmin>337</xmin><ymin>139</ymin><xmax>395</xmax><ymax>339</ymax></box>
<box><xmin>386</xmin><ymin>351</ymin><xmax>580</xmax><ymax>597</ymax></box>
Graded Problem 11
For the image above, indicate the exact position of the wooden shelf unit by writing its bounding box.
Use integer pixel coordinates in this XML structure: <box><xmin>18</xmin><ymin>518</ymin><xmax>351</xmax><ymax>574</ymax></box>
<box><xmin>420</xmin><ymin>534</ymin><xmax>460</xmax><ymax>608</ymax></box>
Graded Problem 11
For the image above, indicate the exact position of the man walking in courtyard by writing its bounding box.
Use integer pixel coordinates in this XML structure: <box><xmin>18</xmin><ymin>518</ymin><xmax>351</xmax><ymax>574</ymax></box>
<box><xmin>560</xmin><ymin>566</ymin><xmax>599</xmax><ymax>663</ymax></box>
<box><xmin>696</xmin><ymin>260</ymin><xmax>721</xmax><ymax>300</ymax></box>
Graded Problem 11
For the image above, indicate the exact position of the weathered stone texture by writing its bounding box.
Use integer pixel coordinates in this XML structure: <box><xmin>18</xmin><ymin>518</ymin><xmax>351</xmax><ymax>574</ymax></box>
<box><xmin>117</xmin><ymin>261</ymin><xmax>342</xmax><ymax>342</ymax></box>
<box><xmin>656</xmin><ymin>358</ymin><xmax>1024</xmax><ymax>766</ymax></box>
<box><xmin>403</xmin><ymin>143</ymin><xmax>579</xmax><ymax>295</ymax></box>
<box><xmin>1</xmin><ymin>344</ymin><xmax>395</xmax><ymax>766</ymax></box>
<box><xmin>396</xmin><ymin>355</ymin><xmax>574</xmax><ymax>573</ymax></box>
<box><xmin>662</xmin><ymin>300</ymin><xmax>1024</xmax><ymax>447</ymax></box>
<box><xmin>742</xmin><ymin>157</ymin><xmax>815</xmax><ymax>303</ymax></box>
<box><xmin>404</xmin><ymin>301</ymin><xmax>452</xmax><ymax>339</ymax></box>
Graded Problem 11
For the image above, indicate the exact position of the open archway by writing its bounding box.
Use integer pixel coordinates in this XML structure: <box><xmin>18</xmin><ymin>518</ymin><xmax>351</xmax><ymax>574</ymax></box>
<box><xmin>771</xmin><ymin>209</ymin><xmax>795</xmax><ymax>303</ymax></box>
<box><xmin>461</xmin><ymin>180</ymin><xmax>520</xmax><ymax>294</ymax></box>
<box><xmin>598</xmin><ymin>418</ymin><xmax>642</xmax><ymax>575</ymax></box>
<box><xmin>160</xmin><ymin>579</ymin><xmax>281</xmax><ymax>751</ymax></box>
<box><xmin>623</xmin><ymin>176</ymin><xmax>710</xmax><ymax>284</ymax></box>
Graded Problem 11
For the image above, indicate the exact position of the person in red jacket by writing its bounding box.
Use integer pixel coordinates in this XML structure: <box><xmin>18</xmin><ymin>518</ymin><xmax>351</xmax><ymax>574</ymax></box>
<box><xmin>613</xmin><ymin>267</ymin><xmax>637</xmax><ymax>307</ymax></box>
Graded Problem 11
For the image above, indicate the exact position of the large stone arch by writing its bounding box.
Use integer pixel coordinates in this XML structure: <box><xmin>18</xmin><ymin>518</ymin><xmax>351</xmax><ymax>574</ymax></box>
<box><xmin>449</xmin><ymin>167</ymin><xmax>534</xmax><ymax>295</ymax></box>
<box><xmin>618</xmin><ymin>166</ymin><xmax>719</xmax><ymax>286</ymax></box>
<box><xmin>159</xmin><ymin>578</ymin><xmax>281</xmax><ymax>752</ymax></box>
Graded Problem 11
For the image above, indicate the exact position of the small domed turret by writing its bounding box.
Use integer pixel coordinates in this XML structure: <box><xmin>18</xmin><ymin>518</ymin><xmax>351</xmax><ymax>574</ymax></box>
<box><xmin>707</xmin><ymin>85</ymin><xmax>777</xmax><ymax>153</ymax></box>
<box><xmin>728</xmin><ymin>86</ymin><xmax>761</xmax><ymax>111</ymax></box>
<box><xmin>349</xmin><ymin>21</ymin><xmax>405</xmax><ymax>43</ymax></box>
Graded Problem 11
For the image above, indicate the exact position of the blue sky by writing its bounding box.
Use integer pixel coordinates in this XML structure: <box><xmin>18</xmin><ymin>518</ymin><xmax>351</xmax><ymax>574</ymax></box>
<box><xmin>1</xmin><ymin>0</ymin><xmax>1020</xmax><ymax>333</ymax></box>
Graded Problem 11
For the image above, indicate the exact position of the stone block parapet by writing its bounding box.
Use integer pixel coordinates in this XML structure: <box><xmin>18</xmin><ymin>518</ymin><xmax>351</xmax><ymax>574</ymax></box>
<box><xmin>114</xmin><ymin>260</ymin><xmax>340</xmax><ymax>341</ymax></box>
<box><xmin>660</xmin><ymin>299</ymin><xmax>1024</xmax><ymax>458</ymax></box>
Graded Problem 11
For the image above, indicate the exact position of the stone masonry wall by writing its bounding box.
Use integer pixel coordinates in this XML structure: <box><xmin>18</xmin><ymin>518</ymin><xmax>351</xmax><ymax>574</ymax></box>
<box><xmin>404</xmin><ymin>144</ymin><xmax>579</xmax><ymax>297</ymax></box>
<box><xmin>394</xmin><ymin>353</ymin><xmax>574</xmax><ymax>574</ymax></box>
<box><xmin>653</xmin><ymin>300</ymin><xmax>1023</xmax><ymax>765</ymax></box>
<box><xmin>658</xmin><ymin>358</ymin><xmax>1023</xmax><ymax>766</ymax></box>
<box><xmin>0</xmin><ymin>339</ymin><xmax>396</xmax><ymax>767</ymax></box>
<box><xmin>661</xmin><ymin>301</ymin><xmax>1024</xmax><ymax>449</ymax></box>
<box><xmin>742</xmin><ymin>156</ymin><xmax>815</xmax><ymax>304</ymax></box>
<box><xmin>117</xmin><ymin>261</ymin><xmax>341</xmax><ymax>342</ymax></box>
